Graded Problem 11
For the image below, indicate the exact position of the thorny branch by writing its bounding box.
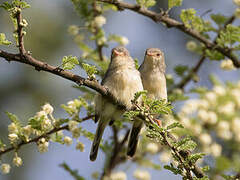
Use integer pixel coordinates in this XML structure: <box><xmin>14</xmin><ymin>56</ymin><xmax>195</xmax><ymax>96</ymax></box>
<box><xmin>134</xmin><ymin>102</ymin><xmax>204</xmax><ymax>179</ymax></box>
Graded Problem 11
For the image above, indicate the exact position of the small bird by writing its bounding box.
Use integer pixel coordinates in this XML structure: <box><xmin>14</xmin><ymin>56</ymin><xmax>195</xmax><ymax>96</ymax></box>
<box><xmin>90</xmin><ymin>46</ymin><xmax>143</xmax><ymax>161</ymax></box>
<box><xmin>127</xmin><ymin>48</ymin><xmax>167</xmax><ymax>157</ymax></box>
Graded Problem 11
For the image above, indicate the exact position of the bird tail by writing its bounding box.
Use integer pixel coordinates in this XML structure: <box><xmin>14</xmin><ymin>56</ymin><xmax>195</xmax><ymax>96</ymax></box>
<box><xmin>127</xmin><ymin>119</ymin><xmax>143</xmax><ymax>157</ymax></box>
<box><xmin>90</xmin><ymin>119</ymin><xmax>108</xmax><ymax>161</ymax></box>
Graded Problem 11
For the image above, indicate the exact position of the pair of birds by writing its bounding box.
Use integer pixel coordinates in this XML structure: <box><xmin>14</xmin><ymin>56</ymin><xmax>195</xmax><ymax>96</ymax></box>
<box><xmin>90</xmin><ymin>46</ymin><xmax>167</xmax><ymax>161</ymax></box>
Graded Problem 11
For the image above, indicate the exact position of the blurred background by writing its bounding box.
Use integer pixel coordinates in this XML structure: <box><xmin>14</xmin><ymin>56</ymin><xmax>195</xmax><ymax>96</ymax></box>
<box><xmin>0</xmin><ymin>0</ymin><xmax>238</xmax><ymax>179</ymax></box>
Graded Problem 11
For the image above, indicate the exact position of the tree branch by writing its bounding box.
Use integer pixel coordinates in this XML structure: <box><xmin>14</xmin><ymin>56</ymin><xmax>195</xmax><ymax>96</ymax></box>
<box><xmin>97</xmin><ymin>0</ymin><xmax>240</xmax><ymax>67</ymax></box>
<box><xmin>0</xmin><ymin>115</ymin><xmax>94</xmax><ymax>156</ymax></box>
<box><xmin>16</xmin><ymin>8</ymin><xmax>26</xmax><ymax>55</ymax></box>
<box><xmin>172</xmin><ymin>15</ymin><xmax>236</xmax><ymax>91</ymax></box>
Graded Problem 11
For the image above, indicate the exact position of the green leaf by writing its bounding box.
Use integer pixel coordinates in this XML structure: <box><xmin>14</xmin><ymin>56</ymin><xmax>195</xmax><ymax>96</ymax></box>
<box><xmin>51</xmin><ymin>132</ymin><xmax>64</xmax><ymax>144</ymax></box>
<box><xmin>210</xmin><ymin>14</ymin><xmax>228</xmax><ymax>26</ymax></box>
<box><xmin>0</xmin><ymin>33</ymin><xmax>11</xmax><ymax>45</ymax></box>
<box><xmin>60</xmin><ymin>162</ymin><xmax>85</xmax><ymax>180</ymax></box>
<box><xmin>176</xmin><ymin>137</ymin><xmax>197</xmax><ymax>151</ymax></box>
<box><xmin>0</xmin><ymin>139</ymin><xmax>6</xmax><ymax>151</ymax></box>
<box><xmin>205</xmin><ymin>49</ymin><xmax>224</xmax><ymax>60</ymax></box>
<box><xmin>180</xmin><ymin>9</ymin><xmax>196</xmax><ymax>29</ymax></box>
<box><xmin>174</xmin><ymin>65</ymin><xmax>188</xmax><ymax>76</ymax></box>
<box><xmin>168</xmin><ymin>0</ymin><xmax>183</xmax><ymax>9</ymax></box>
<box><xmin>12</xmin><ymin>0</ymin><xmax>30</xmax><ymax>9</ymax></box>
<box><xmin>145</xmin><ymin>0</ymin><xmax>156</xmax><ymax>8</ymax></box>
<box><xmin>5</xmin><ymin>111</ymin><xmax>21</xmax><ymax>127</ymax></box>
<box><xmin>82</xmin><ymin>63</ymin><xmax>98</xmax><ymax>79</ymax></box>
<box><xmin>136</xmin><ymin>0</ymin><xmax>156</xmax><ymax>8</ymax></box>
<box><xmin>134</xmin><ymin>58</ymin><xmax>139</xmax><ymax>69</ymax></box>
<box><xmin>71</xmin><ymin>0</ymin><xmax>93</xmax><ymax>20</ymax></box>
<box><xmin>62</xmin><ymin>55</ymin><xmax>79</xmax><ymax>70</ymax></box>
<box><xmin>134</xmin><ymin>90</ymin><xmax>147</xmax><ymax>102</ymax></box>
<box><xmin>216</xmin><ymin>24</ymin><xmax>240</xmax><ymax>48</ymax></box>
<box><xmin>0</xmin><ymin>2</ymin><xmax>13</xmax><ymax>10</ymax></box>
<box><xmin>202</xmin><ymin>166</ymin><xmax>210</xmax><ymax>172</ymax></box>
<box><xmin>164</xmin><ymin>164</ymin><xmax>182</xmax><ymax>175</ymax></box>
<box><xmin>188</xmin><ymin>153</ymin><xmax>205</xmax><ymax>164</ymax></box>
<box><xmin>28</xmin><ymin>116</ymin><xmax>44</xmax><ymax>130</ymax></box>
<box><xmin>216</xmin><ymin>156</ymin><xmax>231</xmax><ymax>172</ymax></box>
<box><xmin>137</xmin><ymin>158</ymin><xmax>161</xmax><ymax>170</ymax></box>
<box><xmin>166</xmin><ymin>122</ymin><xmax>184</xmax><ymax>130</ymax></box>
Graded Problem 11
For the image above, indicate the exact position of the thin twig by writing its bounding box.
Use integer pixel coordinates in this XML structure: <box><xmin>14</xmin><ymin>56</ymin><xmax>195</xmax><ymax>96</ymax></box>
<box><xmin>100</xmin><ymin>129</ymin><xmax>130</xmax><ymax>179</ymax></box>
<box><xmin>172</xmin><ymin>15</ymin><xmax>237</xmax><ymax>91</ymax></box>
<box><xmin>97</xmin><ymin>0</ymin><xmax>240</xmax><ymax>67</ymax></box>
<box><xmin>16</xmin><ymin>7</ymin><xmax>26</xmax><ymax>55</ymax></box>
<box><xmin>0</xmin><ymin>115</ymin><xmax>94</xmax><ymax>156</ymax></box>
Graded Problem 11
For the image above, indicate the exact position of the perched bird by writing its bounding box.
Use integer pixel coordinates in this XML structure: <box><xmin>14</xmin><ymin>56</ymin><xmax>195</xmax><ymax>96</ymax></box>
<box><xmin>90</xmin><ymin>46</ymin><xmax>143</xmax><ymax>161</ymax></box>
<box><xmin>127</xmin><ymin>48</ymin><xmax>167</xmax><ymax>157</ymax></box>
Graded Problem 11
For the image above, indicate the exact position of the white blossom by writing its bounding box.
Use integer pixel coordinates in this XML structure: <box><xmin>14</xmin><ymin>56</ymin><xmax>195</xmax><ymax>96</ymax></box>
<box><xmin>197</xmin><ymin>109</ymin><xmax>209</xmax><ymax>122</ymax></box>
<box><xmin>205</xmin><ymin>92</ymin><xmax>217</xmax><ymax>102</ymax></box>
<box><xmin>192</xmin><ymin>124</ymin><xmax>202</xmax><ymax>135</ymax></box>
<box><xmin>181</xmin><ymin>99</ymin><xmax>199</xmax><ymax>114</ymax></box>
<box><xmin>181</xmin><ymin>117</ymin><xmax>191</xmax><ymax>128</ymax></box>
<box><xmin>72</xmin><ymin>128</ymin><xmax>81</xmax><ymax>138</ymax></box>
<box><xmin>42</xmin><ymin>118</ymin><xmax>52</xmax><ymax>131</ymax></box>
<box><xmin>159</xmin><ymin>151</ymin><xmax>171</xmax><ymax>163</ymax></box>
<box><xmin>199</xmin><ymin>133</ymin><xmax>212</xmax><ymax>145</ymax></box>
<box><xmin>36</xmin><ymin>110</ymin><xmax>47</xmax><ymax>118</ymax></box>
<box><xmin>8</xmin><ymin>133</ymin><xmax>18</xmax><ymax>143</ymax></box>
<box><xmin>210</xmin><ymin>143</ymin><xmax>222</xmax><ymax>157</ymax></box>
<box><xmin>42</xmin><ymin>103</ymin><xmax>54</xmax><ymax>115</ymax></box>
<box><xmin>68</xmin><ymin>25</ymin><xmax>79</xmax><ymax>35</ymax></box>
<box><xmin>198</xmin><ymin>99</ymin><xmax>209</xmax><ymax>109</ymax></box>
<box><xmin>217</xmin><ymin>121</ymin><xmax>230</xmax><ymax>131</ymax></box>
<box><xmin>97</xmin><ymin>36</ymin><xmax>107</xmax><ymax>45</ymax></box>
<box><xmin>8</xmin><ymin>123</ymin><xmax>18</xmax><ymax>134</ymax></box>
<box><xmin>120</xmin><ymin>36</ymin><xmax>129</xmax><ymax>46</ymax></box>
<box><xmin>76</xmin><ymin>142</ymin><xmax>85</xmax><ymax>152</ymax></box>
<box><xmin>109</xmin><ymin>171</ymin><xmax>127</xmax><ymax>180</ymax></box>
<box><xmin>133</xmin><ymin>169</ymin><xmax>151</xmax><ymax>180</ymax></box>
<box><xmin>219</xmin><ymin>102</ymin><xmax>235</xmax><ymax>115</ymax></box>
<box><xmin>64</xmin><ymin>136</ymin><xmax>73</xmax><ymax>146</ymax></box>
<box><xmin>13</xmin><ymin>156</ymin><xmax>23</xmax><ymax>167</ymax></box>
<box><xmin>232</xmin><ymin>118</ymin><xmax>240</xmax><ymax>133</ymax></box>
<box><xmin>93</xmin><ymin>15</ymin><xmax>106</xmax><ymax>28</ymax></box>
<box><xmin>218</xmin><ymin>130</ymin><xmax>232</xmax><ymax>140</ymax></box>
<box><xmin>234</xmin><ymin>0</ymin><xmax>240</xmax><ymax>6</ymax></box>
<box><xmin>213</xmin><ymin>86</ymin><xmax>226</xmax><ymax>96</ymax></box>
<box><xmin>22</xmin><ymin>125</ymin><xmax>33</xmax><ymax>137</ymax></box>
<box><xmin>146</xmin><ymin>143</ymin><xmax>158</xmax><ymax>154</ymax></box>
<box><xmin>230</xmin><ymin>89</ymin><xmax>240</xmax><ymax>108</ymax></box>
<box><xmin>235</xmin><ymin>132</ymin><xmax>240</xmax><ymax>142</ymax></box>
<box><xmin>208</xmin><ymin>111</ymin><xmax>217</xmax><ymax>125</ymax></box>
<box><xmin>68</xmin><ymin>120</ymin><xmax>79</xmax><ymax>131</ymax></box>
<box><xmin>235</xmin><ymin>8</ymin><xmax>240</xmax><ymax>18</ymax></box>
<box><xmin>220</xmin><ymin>59</ymin><xmax>235</xmax><ymax>70</ymax></box>
<box><xmin>1</xmin><ymin>164</ymin><xmax>10</xmax><ymax>174</ymax></box>
<box><xmin>38</xmin><ymin>138</ymin><xmax>49</xmax><ymax>153</ymax></box>
<box><xmin>186</xmin><ymin>40</ymin><xmax>197</xmax><ymax>51</ymax></box>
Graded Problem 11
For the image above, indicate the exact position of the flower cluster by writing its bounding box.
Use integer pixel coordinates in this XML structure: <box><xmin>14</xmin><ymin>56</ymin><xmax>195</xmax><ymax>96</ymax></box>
<box><xmin>160</xmin><ymin>81</ymin><xmax>240</xmax><ymax>171</ymax></box>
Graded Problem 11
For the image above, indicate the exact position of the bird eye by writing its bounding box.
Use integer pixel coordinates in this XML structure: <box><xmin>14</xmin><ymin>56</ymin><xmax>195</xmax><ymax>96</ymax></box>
<box><xmin>156</xmin><ymin>53</ymin><xmax>160</xmax><ymax>57</ymax></box>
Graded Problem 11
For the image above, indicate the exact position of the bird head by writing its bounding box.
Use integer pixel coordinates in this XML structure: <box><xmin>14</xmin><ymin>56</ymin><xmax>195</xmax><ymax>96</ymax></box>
<box><xmin>144</xmin><ymin>48</ymin><xmax>166</xmax><ymax>72</ymax></box>
<box><xmin>111</xmin><ymin>46</ymin><xmax>129</xmax><ymax>59</ymax></box>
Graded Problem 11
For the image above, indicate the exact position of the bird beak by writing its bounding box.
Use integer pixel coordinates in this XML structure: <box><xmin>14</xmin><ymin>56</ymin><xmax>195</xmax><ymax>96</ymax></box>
<box><xmin>146</xmin><ymin>52</ymin><xmax>154</xmax><ymax>56</ymax></box>
<box><xmin>113</xmin><ymin>49</ymin><xmax>125</xmax><ymax>56</ymax></box>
